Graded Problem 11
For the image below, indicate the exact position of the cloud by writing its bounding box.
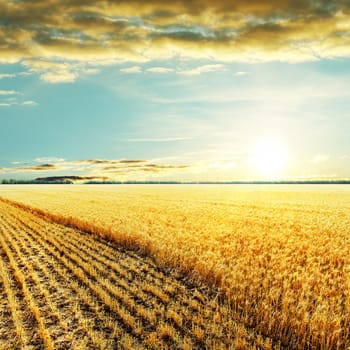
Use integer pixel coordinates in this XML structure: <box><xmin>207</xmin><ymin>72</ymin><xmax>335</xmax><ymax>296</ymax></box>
<box><xmin>146</xmin><ymin>67</ymin><xmax>174</xmax><ymax>73</ymax></box>
<box><xmin>0</xmin><ymin>100</ymin><xmax>38</xmax><ymax>107</ymax></box>
<box><xmin>11</xmin><ymin>161</ymin><xmax>28</xmax><ymax>165</ymax></box>
<box><xmin>178</xmin><ymin>64</ymin><xmax>226</xmax><ymax>75</ymax></box>
<box><xmin>121</xmin><ymin>64</ymin><xmax>225</xmax><ymax>75</ymax></box>
<box><xmin>21</xmin><ymin>100</ymin><xmax>38</xmax><ymax>106</ymax></box>
<box><xmin>0</xmin><ymin>90</ymin><xmax>18</xmax><ymax>95</ymax></box>
<box><xmin>18</xmin><ymin>71</ymin><xmax>34</xmax><ymax>76</ymax></box>
<box><xmin>118</xmin><ymin>159</ymin><xmax>147</xmax><ymax>164</ymax></box>
<box><xmin>67</xmin><ymin>158</ymin><xmax>190</xmax><ymax>174</ymax></box>
<box><xmin>126</xmin><ymin>137</ymin><xmax>191</xmax><ymax>142</ymax></box>
<box><xmin>234</xmin><ymin>71</ymin><xmax>250</xmax><ymax>76</ymax></box>
<box><xmin>41</xmin><ymin>71</ymin><xmax>77</xmax><ymax>83</ymax></box>
<box><xmin>2</xmin><ymin>157</ymin><xmax>191</xmax><ymax>179</ymax></box>
<box><xmin>82</xmin><ymin>68</ymin><xmax>100</xmax><ymax>75</ymax></box>
<box><xmin>16</xmin><ymin>164</ymin><xmax>61</xmax><ymax>172</ymax></box>
<box><xmin>102</xmin><ymin>163</ymin><xmax>190</xmax><ymax>174</ymax></box>
<box><xmin>0</xmin><ymin>73</ymin><xmax>16</xmax><ymax>79</ymax></box>
<box><xmin>0</xmin><ymin>89</ymin><xmax>37</xmax><ymax>108</ymax></box>
<box><xmin>23</xmin><ymin>60</ymin><xmax>78</xmax><ymax>83</ymax></box>
<box><xmin>22</xmin><ymin>60</ymin><xmax>101</xmax><ymax>83</ymax></box>
<box><xmin>71</xmin><ymin>159</ymin><xmax>147</xmax><ymax>166</ymax></box>
<box><xmin>35</xmin><ymin>157</ymin><xmax>66</xmax><ymax>163</ymax></box>
<box><xmin>120</xmin><ymin>66</ymin><xmax>142</xmax><ymax>74</ymax></box>
<box><xmin>1</xmin><ymin>0</ymin><xmax>350</xmax><ymax>81</ymax></box>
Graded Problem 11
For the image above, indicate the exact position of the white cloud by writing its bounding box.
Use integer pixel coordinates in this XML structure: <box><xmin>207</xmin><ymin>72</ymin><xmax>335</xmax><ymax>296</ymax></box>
<box><xmin>40</xmin><ymin>71</ymin><xmax>77</xmax><ymax>83</ymax></box>
<box><xmin>11</xmin><ymin>161</ymin><xmax>28</xmax><ymax>165</ymax></box>
<box><xmin>23</xmin><ymin>60</ymin><xmax>80</xmax><ymax>83</ymax></box>
<box><xmin>146</xmin><ymin>67</ymin><xmax>174</xmax><ymax>73</ymax></box>
<box><xmin>21</xmin><ymin>100</ymin><xmax>38</xmax><ymax>106</ymax></box>
<box><xmin>35</xmin><ymin>157</ymin><xmax>66</xmax><ymax>163</ymax></box>
<box><xmin>234</xmin><ymin>71</ymin><xmax>250</xmax><ymax>76</ymax></box>
<box><xmin>18</xmin><ymin>71</ymin><xmax>33</xmax><ymax>76</ymax></box>
<box><xmin>0</xmin><ymin>90</ymin><xmax>18</xmax><ymax>95</ymax></box>
<box><xmin>0</xmin><ymin>100</ymin><xmax>38</xmax><ymax>107</ymax></box>
<box><xmin>82</xmin><ymin>68</ymin><xmax>100</xmax><ymax>75</ymax></box>
<box><xmin>311</xmin><ymin>154</ymin><xmax>330</xmax><ymax>163</ymax></box>
<box><xmin>126</xmin><ymin>137</ymin><xmax>191</xmax><ymax>142</ymax></box>
<box><xmin>0</xmin><ymin>73</ymin><xmax>16</xmax><ymax>79</ymax></box>
<box><xmin>20</xmin><ymin>60</ymin><xmax>101</xmax><ymax>83</ymax></box>
<box><xmin>178</xmin><ymin>64</ymin><xmax>226</xmax><ymax>76</ymax></box>
<box><xmin>120</xmin><ymin>66</ymin><xmax>142</xmax><ymax>74</ymax></box>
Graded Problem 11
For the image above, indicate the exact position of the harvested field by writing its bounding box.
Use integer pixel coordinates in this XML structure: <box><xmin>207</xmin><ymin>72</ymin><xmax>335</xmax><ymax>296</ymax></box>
<box><xmin>0</xmin><ymin>198</ymin><xmax>277</xmax><ymax>349</ymax></box>
<box><xmin>1</xmin><ymin>185</ymin><xmax>350</xmax><ymax>349</ymax></box>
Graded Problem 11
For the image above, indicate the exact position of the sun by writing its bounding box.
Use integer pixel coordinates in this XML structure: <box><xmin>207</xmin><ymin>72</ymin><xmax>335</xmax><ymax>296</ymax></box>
<box><xmin>251</xmin><ymin>138</ymin><xmax>288</xmax><ymax>178</ymax></box>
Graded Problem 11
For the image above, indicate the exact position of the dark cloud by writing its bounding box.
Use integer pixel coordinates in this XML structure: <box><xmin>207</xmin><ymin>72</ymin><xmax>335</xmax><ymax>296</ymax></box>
<box><xmin>1</xmin><ymin>0</ymin><xmax>349</xmax><ymax>78</ymax></box>
<box><xmin>77</xmin><ymin>158</ymin><xmax>191</xmax><ymax>177</ymax></box>
<box><xmin>2</xmin><ymin>158</ymin><xmax>190</xmax><ymax>178</ymax></box>
<box><xmin>118</xmin><ymin>159</ymin><xmax>147</xmax><ymax>164</ymax></box>
<box><xmin>17</xmin><ymin>163</ymin><xmax>60</xmax><ymax>171</ymax></box>
<box><xmin>72</xmin><ymin>159</ymin><xmax>147</xmax><ymax>165</ymax></box>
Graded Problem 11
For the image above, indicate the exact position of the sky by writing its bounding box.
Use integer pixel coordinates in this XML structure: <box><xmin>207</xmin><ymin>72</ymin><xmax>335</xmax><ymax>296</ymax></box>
<box><xmin>0</xmin><ymin>0</ymin><xmax>349</xmax><ymax>182</ymax></box>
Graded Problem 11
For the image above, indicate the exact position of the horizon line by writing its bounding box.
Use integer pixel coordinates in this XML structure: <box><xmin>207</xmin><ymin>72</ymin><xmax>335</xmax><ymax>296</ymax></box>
<box><xmin>1</xmin><ymin>178</ymin><xmax>350</xmax><ymax>185</ymax></box>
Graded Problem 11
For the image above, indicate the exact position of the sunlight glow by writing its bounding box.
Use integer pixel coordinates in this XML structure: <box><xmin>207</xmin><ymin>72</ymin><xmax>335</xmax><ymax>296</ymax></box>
<box><xmin>251</xmin><ymin>138</ymin><xmax>288</xmax><ymax>178</ymax></box>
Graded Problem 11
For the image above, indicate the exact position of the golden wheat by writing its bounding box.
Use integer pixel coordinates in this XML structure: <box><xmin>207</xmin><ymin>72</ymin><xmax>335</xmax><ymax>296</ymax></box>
<box><xmin>0</xmin><ymin>198</ymin><xmax>272</xmax><ymax>349</ymax></box>
<box><xmin>1</xmin><ymin>184</ymin><xmax>349</xmax><ymax>348</ymax></box>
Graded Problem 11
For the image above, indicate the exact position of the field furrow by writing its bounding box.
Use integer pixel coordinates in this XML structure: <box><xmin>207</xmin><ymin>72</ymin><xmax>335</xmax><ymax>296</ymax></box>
<box><xmin>21</xmin><ymin>228</ymin><xmax>137</xmax><ymax>349</ymax></box>
<box><xmin>1</xmin><ymin>206</ymin><xmax>144</xmax><ymax>349</ymax></box>
<box><xmin>0</xmin><ymin>197</ymin><xmax>282</xmax><ymax>349</ymax></box>
<box><xmin>0</xmin><ymin>214</ymin><xmax>107</xmax><ymax>349</ymax></box>
<box><xmin>0</xmin><ymin>247</ymin><xmax>27</xmax><ymax>350</ymax></box>
<box><xmin>0</xmin><ymin>229</ymin><xmax>44</xmax><ymax>349</ymax></box>
<box><xmin>8</xmin><ymin>203</ymin><xmax>260</xmax><ymax>348</ymax></box>
<box><xmin>0</xmin><ymin>224</ymin><xmax>55</xmax><ymax>349</ymax></box>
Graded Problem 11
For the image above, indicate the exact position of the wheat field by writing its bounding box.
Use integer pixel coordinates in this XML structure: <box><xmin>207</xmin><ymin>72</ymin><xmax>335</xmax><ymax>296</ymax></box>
<box><xmin>1</xmin><ymin>184</ymin><xmax>350</xmax><ymax>349</ymax></box>
<box><xmin>0</xmin><ymin>198</ymin><xmax>270</xmax><ymax>349</ymax></box>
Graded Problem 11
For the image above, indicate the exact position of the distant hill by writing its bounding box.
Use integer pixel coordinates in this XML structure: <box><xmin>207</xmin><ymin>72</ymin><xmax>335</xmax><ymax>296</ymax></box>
<box><xmin>1</xmin><ymin>176</ymin><xmax>108</xmax><ymax>184</ymax></box>
<box><xmin>35</xmin><ymin>176</ymin><xmax>109</xmax><ymax>183</ymax></box>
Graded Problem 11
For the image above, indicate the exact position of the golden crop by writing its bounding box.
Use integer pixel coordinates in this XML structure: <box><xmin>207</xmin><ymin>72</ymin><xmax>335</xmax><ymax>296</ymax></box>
<box><xmin>1</xmin><ymin>184</ymin><xmax>349</xmax><ymax>349</ymax></box>
<box><xmin>0</xmin><ymin>199</ymin><xmax>267</xmax><ymax>349</ymax></box>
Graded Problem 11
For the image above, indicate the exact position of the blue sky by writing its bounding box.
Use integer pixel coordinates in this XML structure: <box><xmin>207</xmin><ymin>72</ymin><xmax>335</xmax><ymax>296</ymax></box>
<box><xmin>0</xmin><ymin>0</ymin><xmax>349</xmax><ymax>181</ymax></box>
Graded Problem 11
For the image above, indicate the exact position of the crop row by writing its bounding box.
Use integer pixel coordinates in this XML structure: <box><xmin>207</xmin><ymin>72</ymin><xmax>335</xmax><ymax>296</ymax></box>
<box><xmin>0</xmin><ymin>200</ymin><xmax>278</xmax><ymax>349</ymax></box>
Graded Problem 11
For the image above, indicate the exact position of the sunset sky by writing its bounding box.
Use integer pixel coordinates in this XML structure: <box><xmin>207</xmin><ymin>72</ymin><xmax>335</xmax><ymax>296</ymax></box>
<box><xmin>0</xmin><ymin>0</ymin><xmax>349</xmax><ymax>181</ymax></box>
